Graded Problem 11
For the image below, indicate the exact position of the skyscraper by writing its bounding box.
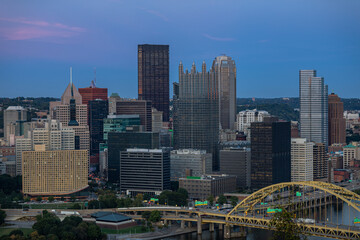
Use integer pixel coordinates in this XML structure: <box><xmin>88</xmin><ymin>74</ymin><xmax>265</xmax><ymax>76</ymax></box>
<box><xmin>138</xmin><ymin>44</ymin><xmax>169</xmax><ymax>121</ymax></box>
<box><xmin>212</xmin><ymin>55</ymin><xmax>237</xmax><ymax>130</ymax></box>
<box><xmin>173</xmin><ymin>61</ymin><xmax>219</xmax><ymax>169</ymax></box>
<box><xmin>299</xmin><ymin>70</ymin><xmax>328</xmax><ymax>146</ymax></box>
<box><xmin>250</xmin><ymin>120</ymin><xmax>291</xmax><ymax>189</ymax></box>
<box><xmin>4</xmin><ymin>106</ymin><xmax>27</xmax><ymax>145</ymax></box>
<box><xmin>89</xmin><ymin>99</ymin><xmax>108</xmax><ymax>156</ymax></box>
<box><xmin>116</xmin><ymin>100</ymin><xmax>152</xmax><ymax>132</ymax></box>
<box><xmin>328</xmin><ymin>93</ymin><xmax>346</xmax><ymax>145</ymax></box>
<box><xmin>291</xmin><ymin>138</ymin><xmax>314</xmax><ymax>182</ymax></box>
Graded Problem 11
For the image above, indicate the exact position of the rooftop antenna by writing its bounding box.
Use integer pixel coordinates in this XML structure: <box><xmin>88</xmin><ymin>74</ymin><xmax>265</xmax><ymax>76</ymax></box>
<box><xmin>70</xmin><ymin>67</ymin><xmax>72</xmax><ymax>84</ymax></box>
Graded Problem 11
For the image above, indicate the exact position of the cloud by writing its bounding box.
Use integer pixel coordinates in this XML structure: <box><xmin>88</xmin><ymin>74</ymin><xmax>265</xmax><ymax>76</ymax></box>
<box><xmin>145</xmin><ymin>9</ymin><xmax>169</xmax><ymax>22</ymax></box>
<box><xmin>203</xmin><ymin>33</ymin><xmax>235</xmax><ymax>42</ymax></box>
<box><xmin>0</xmin><ymin>17</ymin><xmax>86</xmax><ymax>41</ymax></box>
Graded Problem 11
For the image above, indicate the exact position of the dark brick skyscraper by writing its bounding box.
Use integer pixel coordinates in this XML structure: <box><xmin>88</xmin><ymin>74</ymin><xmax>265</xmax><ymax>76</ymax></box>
<box><xmin>138</xmin><ymin>44</ymin><xmax>169</xmax><ymax>121</ymax></box>
<box><xmin>328</xmin><ymin>93</ymin><xmax>346</xmax><ymax>145</ymax></box>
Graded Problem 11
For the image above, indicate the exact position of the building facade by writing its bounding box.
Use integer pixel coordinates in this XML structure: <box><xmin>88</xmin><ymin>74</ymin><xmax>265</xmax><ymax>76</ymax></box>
<box><xmin>313</xmin><ymin>143</ymin><xmax>327</xmax><ymax>179</ymax></box>
<box><xmin>120</xmin><ymin>148</ymin><xmax>170</xmax><ymax>196</ymax></box>
<box><xmin>343</xmin><ymin>142</ymin><xmax>360</xmax><ymax>168</ymax></box>
<box><xmin>89</xmin><ymin>99</ymin><xmax>109</xmax><ymax>156</ymax></box>
<box><xmin>250</xmin><ymin>120</ymin><xmax>291</xmax><ymax>189</ymax></box>
<box><xmin>179</xmin><ymin>175</ymin><xmax>237</xmax><ymax>200</ymax></box>
<box><xmin>116</xmin><ymin>100</ymin><xmax>152</xmax><ymax>132</ymax></box>
<box><xmin>4</xmin><ymin>106</ymin><xmax>27</xmax><ymax>145</ymax></box>
<box><xmin>173</xmin><ymin>61</ymin><xmax>219</xmax><ymax>169</ymax></box>
<box><xmin>212</xmin><ymin>55</ymin><xmax>237</xmax><ymax>130</ymax></box>
<box><xmin>299</xmin><ymin>70</ymin><xmax>328</xmax><ymax>146</ymax></box>
<box><xmin>328</xmin><ymin>93</ymin><xmax>346</xmax><ymax>145</ymax></box>
<box><xmin>138</xmin><ymin>44</ymin><xmax>169</xmax><ymax>121</ymax></box>
<box><xmin>236</xmin><ymin>109</ymin><xmax>270</xmax><ymax>137</ymax></box>
<box><xmin>219</xmin><ymin>147</ymin><xmax>251</xmax><ymax>188</ymax></box>
<box><xmin>22</xmin><ymin>149</ymin><xmax>88</xmax><ymax>196</ymax></box>
<box><xmin>107</xmin><ymin>132</ymin><xmax>159</xmax><ymax>183</ymax></box>
<box><xmin>291</xmin><ymin>138</ymin><xmax>314</xmax><ymax>182</ymax></box>
<box><xmin>170</xmin><ymin>149</ymin><xmax>212</xmax><ymax>181</ymax></box>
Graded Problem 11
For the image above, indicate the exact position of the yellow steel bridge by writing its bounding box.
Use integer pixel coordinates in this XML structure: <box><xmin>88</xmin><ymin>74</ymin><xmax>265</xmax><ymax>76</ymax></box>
<box><xmin>117</xmin><ymin>181</ymin><xmax>360</xmax><ymax>239</ymax></box>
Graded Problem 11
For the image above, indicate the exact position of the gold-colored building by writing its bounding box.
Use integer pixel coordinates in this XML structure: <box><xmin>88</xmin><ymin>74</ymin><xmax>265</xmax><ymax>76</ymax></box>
<box><xmin>22</xmin><ymin>148</ymin><xmax>88</xmax><ymax>196</ymax></box>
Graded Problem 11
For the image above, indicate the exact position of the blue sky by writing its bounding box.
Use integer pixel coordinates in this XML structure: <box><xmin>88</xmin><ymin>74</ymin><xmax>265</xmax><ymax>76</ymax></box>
<box><xmin>0</xmin><ymin>0</ymin><xmax>359</xmax><ymax>98</ymax></box>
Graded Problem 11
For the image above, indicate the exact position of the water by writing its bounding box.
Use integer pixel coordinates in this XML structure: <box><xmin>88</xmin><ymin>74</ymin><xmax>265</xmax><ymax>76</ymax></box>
<box><xmin>164</xmin><ymin>203</ymin><xmax>360</xmax><ymax>240</ymax></box>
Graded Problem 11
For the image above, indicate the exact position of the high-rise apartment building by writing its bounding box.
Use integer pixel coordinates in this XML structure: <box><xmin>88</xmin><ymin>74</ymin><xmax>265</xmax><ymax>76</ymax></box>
<box><xmin>343</xmin><ymin>142</ymin><xmax>360</xmax><ymax>168</ymax></box>
<box><xmin>212</xmin><ymin>55</ymin><xmax>237</xmax><ymax>130</ymax></box>
<box><xmin>328</xmin><ymin>93</ymin><xmax>346</xmax><ymax>145</ymax></box>
<box><xmin>219</xmin><ymin>147</ymin><xmax>251</xmax><ymax>188</ymax></box>
<box><xmin>89</xmin><ymin>99</ymin><xmax>108</xmax><ymax>156</ymax></box>
<box><xmin>120</xmin><ymin>148</ymin><xmax>170</xmax><ymax>196</ymax></box>
<box><xmin>138</xmin><ymin>44</ymin><xmax>169</xmax><ymax>121</ymax></box>
<box><xmin>4</xmin><ymin>106</ymin><xmax>27</xmax><ymax>145</ymax></box>
<box><xmin>291</xmin><ymin>138</ymin><xmax>314</xmax><ymax>182</ymax></box>
<box><xmin>170</xmin><ymin>149</ymin><xmax>212</xmax><ymax>181</ymax></box>
<box><xmin>250</xmin><ymin>120</ymin><xmax>291</xmax><ymax>189</ymax></box>
<box><xmin>107</xmin><ymin>132</ymin><xmax>159</xmax><ymax>183</ymax></box>
<box><xmin>116</xmin><ymin>100</ymin><xmax>152</xmax><ymax>132</ymax></box>
<box><xmin>313</xmin><ymin>143</ymin><xmax>327</xmax><ymax>179</ymax></box>
<box><xmin>174</xmin><ymin>61</ymin><xmax>219</xmax><ymax>169</ymax></box>
<box><xmin>299</xmin><ymin>70</ymin><xmax>328</xmax><ymax>146</ymax></box>
<box><xmin>22</xmin><ymin>149</ymin><xmax>88</xmax><ymax>196</ymax></box>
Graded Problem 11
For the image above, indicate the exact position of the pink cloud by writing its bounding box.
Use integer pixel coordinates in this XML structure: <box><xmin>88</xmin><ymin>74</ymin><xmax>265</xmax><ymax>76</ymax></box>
<box><xmin>0</xmin><ymin>17</ymin><xmax>86</xmax><ymax>41</ymax></box>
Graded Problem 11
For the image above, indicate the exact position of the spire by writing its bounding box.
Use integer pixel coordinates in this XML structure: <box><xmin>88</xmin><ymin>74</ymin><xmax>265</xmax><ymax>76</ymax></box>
<box><xmin>70</xmin><ymin>67</ymin><xmax>74</xmax><ymax>98</ymax></box>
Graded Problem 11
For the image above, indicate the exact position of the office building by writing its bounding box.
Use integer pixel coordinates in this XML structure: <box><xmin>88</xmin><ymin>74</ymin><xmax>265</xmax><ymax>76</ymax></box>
<box><xmin>328</xmin><ymin>93</ymin><xmax>346</xmax><ymax>145</ymax></box>
<box><xmin>313</xmin><ymin>143</ymin><xmax>327</xmax><ymax>179</ymax></box>
<box><xmin>116</xmin><ymin>100</ymin><xmax>152</xmax><ymax>131</ymax></box>
<box><xmin>219</xmin><ymin>147</ymin><xmax>251</xmax><ymax>188</ymax></box>
<box><xmin>299</xmin><ymin>70</ymin><xmax>328</xmax><ymax>146</ymax></box>
<box><xmin>174</xmin><ymin>61</ymin><xmax>219</xmax><ymax>169</ymax></box>
<box><xmin>212</xmin><ymin>55</ymin><xmax>237</xmax><ymax>129</ymax></box>
<box><xmin>78</xmin><ymin>81</ymin><xmax>108</xmax><ymax>105</ymax></box>
<box><xmin>179</xmin><ymin>174</ymin><xmax>237</xmax><ymax>200</ymax></box>
<box><xmin>15</xmin><ymin>138</ymin><xmax>32</xmax><ymax>175</ymax></box>
<box><xmin>89</xmin><ymin>100</ymin><xmax>108</xmax><ymax>156</ymax></box>
<box><xmin>22</xmin><ymin>149</ymin><xmax>88</xmax><ymax>196</ymax></box>
<box><xmin>138</xmin><ymin>44</ymin><xmax>169</xmax><ymax>121</ymax></box>
<box><xmin>4</xmin><ymin>106</ymin><xmax>27</xmax><ymax>145</ymax></box>
<box><xmin>119</xmin><ymin>148</ymin><xmax>170</xmax><ymax>196</ymax></box>
<box><xmin>343</xmin><ymin>142</ymin><xmax>360</xmax><ymax>168</ymax></box>
<box><xmin>250</xmin><ymin>120</ymin><xmax>291</xmax><ymax>189</ymax></box>
<box><xmin>103</xmin><ymin>115</ymin><xmax>141</xmax><ymax>142</ymax></box>
<box><xmin>152</xmin><ymin>108</ymin><xmax>163</xmax><ymax>133</ymax></box>
<box><xmin>107</xmin><ymin>132</ymin><xmax>159</xmax><ymax>183</ymax></box>
<box><xmin>170</xmin><ymin>149</ymin><xmax>212</xmax><ymax>181</ymax></box>
<box><xmin>291</xmin><ymin>138</ymin><xmax>314</xmax><ymax>182</ymax></box>
<box><xmin>236</xmin><ymin>109</ymin><xmax>270</xmax><ymax>137</ymax></box>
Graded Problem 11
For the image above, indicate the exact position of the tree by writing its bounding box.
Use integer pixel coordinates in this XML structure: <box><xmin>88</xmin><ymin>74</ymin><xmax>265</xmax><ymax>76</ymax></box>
<box><xmin>217</xmin><ymin>195</ymin><xmax>227</xmax><ymax>205</ymax></box>
<box><xmin>48</xmin><ymin>196</ymin><xmax>54</xmax><ymax>202</ymax></box>
<box><xmin>142</xmin><ymin>211</ymin><xmax>151</xmax><ymax>221</ymax></box>
<box><xmin>0</xmin><ymin>210</ymin><xmax>6</xmax><ymax>225</ymax></box>
<box><xmin>269</xmin><ymin>208</ymin><xmax>306</xmax><ymax>240</ymax></box>
<box><xmin>177</xmin><ymin>188</ymin><xmax>188</xmax><ymax>199</ymax></box>
<box><xmin>72</xmin><ymin>203</ymin><xmax>81</xmax><ymax>209</ymax></box>
<box><xmin>207</xmin><ymin>195</ymin><xmax>214</xmax><ymax>206</ymax></box>
<box><xmin>149</xmin><ymin>210</ymin><xmax>161</xmax><ymax>223</ymax></box>
<box><xmin>133</xmin><ymin>194</ymin><xmax>143</xmax><ymax>207</ymax></box>
<box><xmin>24</xmin><ymin>196</ymin><xmax>30</xmax><ymax>202</ymax></box>
<box><xmin>88</xmin><ymin>200</ymin><xmax>100</xmax><ymax>209</ymax></box>
<box><xmin>87</xmin><ymin>223</ymin><xmax>103</xmax><ymax>240</ymax></box>
<box><xmin>9</xmin><ymin>229</ymin><xmax>24</xmax><ymax>237</ymax></box>
<box><xmin>230</xmin><ymin>196</ymin><xmax>238</xmax><ymax>207</ymax></box>
<box><xmin>36</xmin><ymin>196</ymin><xmax>42</xmax><ymax>202</ymax></box>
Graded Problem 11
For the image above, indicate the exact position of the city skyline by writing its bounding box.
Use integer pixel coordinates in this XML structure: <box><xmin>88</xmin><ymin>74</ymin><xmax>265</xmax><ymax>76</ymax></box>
<box><xmin>0</xmin><ymin>0</ymin><xmax>359</xmax><ymax>98</ymax></box>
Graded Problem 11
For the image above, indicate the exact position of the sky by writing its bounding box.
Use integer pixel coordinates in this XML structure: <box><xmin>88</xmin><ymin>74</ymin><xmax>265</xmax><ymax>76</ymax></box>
<box><xmin>0</xmin><ymin>0</ymin><xmax>359</xmax><ymax>98</ymax></box>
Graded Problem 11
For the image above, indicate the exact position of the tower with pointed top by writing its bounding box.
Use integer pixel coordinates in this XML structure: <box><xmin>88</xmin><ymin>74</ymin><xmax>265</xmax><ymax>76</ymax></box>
<box><xmin>173</xmin><ymin>61</ymin><xmax>219</xmax><ymax>170</ymax></box>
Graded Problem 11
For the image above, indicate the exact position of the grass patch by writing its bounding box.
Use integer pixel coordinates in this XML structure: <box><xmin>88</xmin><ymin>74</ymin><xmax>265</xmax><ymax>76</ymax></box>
<box><xmin>23</xmin><ymin>202</ymin><xmax>85</xmax><ymax>210</ymax></box>
<box><xmin>101</xmin><ymin>225</ymin><xmax>147</xmax><ymax>235</ymax></box>
<box><xmin>0</xmin><ymin>228</ymin><xmax>33</xmax><ymax>237</ymax></box>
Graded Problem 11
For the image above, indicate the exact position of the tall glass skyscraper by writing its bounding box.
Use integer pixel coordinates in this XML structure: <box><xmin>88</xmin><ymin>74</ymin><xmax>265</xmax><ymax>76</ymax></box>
<box><xmin>173</xmin><ymin>61</ymin><xmax>219</xmax><ymax>170</ymax></box>
<box><xmin>138</xmin><ymin>44</ymin><xmax>169</xmax><ymax>121</ymax></box>
<box><xmin>299</xmin><ymin>70</ymin><xmax>328</xmax><ymax>146</ymax></box>
<box><xmin>212</xmin><ymin>55</ymin><xmax>237</xmax><ymax>130</ymax></box>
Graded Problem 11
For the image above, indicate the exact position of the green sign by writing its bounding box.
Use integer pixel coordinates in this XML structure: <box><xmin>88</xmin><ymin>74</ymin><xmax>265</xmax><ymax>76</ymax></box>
<box><xmin>84</xmin><ymin>202</ymin><xmax>88</xmax><ymax>207</ymax></box>
<box><xmin>267</xmin><ymin>208</ymin><xmax>282</xmax><ymax>213</ymax></box>
<box><xmin>187</xmin><ymin>176</ymin><xmax>201</xmax><ymax>180</ymax></box>
<box><xmin>195</xmin><ymin>201</ymin><xmax>208</xmax><ymax>206</ymax></box>
<box><xmin>150</xmin><ymin>198</ymin><xmax>159</xmax><ymax>201</ymax></box>
<box><xmin>260</xmin><ymin>202</ymin><xmax>268</xmax><ymax>205</ymax></box>
<box><xmin>354</xmin><ymin>218</ymin><xmax>360</xmax><ymax>224</ymax></box>
<box><xmin>296</xmin><ymin>192</ymin><xmax>302</xmax><ymax>197</ymax></box>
